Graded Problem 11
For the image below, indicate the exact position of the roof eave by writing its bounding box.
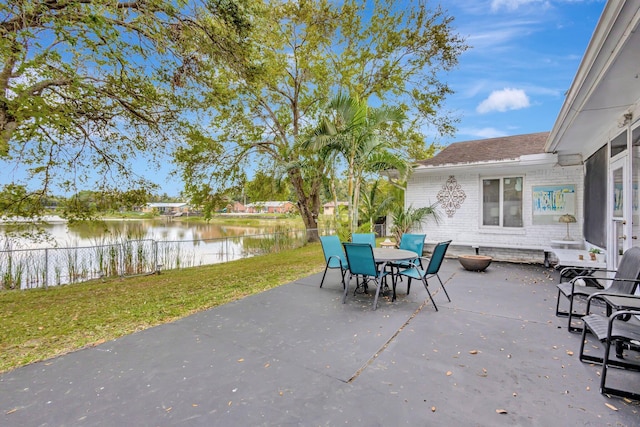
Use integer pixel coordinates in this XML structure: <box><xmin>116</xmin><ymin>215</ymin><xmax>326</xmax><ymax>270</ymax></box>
<box><xmin>414</xmin><ymin>153</ymin><xmax>558</xmax><ymax>174</ymax></box>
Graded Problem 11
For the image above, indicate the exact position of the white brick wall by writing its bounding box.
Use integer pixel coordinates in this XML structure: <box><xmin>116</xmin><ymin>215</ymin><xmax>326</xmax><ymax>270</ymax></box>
<box><xmin>407</xmin><ymin>164</ymin><xmax>584</xmax><ymax>263</ymax></box>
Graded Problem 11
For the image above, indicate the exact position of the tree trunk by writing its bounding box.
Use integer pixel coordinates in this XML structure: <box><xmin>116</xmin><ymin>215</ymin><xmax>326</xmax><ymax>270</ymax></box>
<box><xmin>289</xmin><ymin>168</ymin><xmax>320</xmax><ymax>242</ymax></box>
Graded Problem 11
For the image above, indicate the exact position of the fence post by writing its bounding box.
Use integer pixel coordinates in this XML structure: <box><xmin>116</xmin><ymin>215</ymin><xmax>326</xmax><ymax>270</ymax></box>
<box><xmin>153</xmin><ymin>240</ymin><xmax>158</xmax><ymax>274</ymax></box>
<box><xmin>44</xmin><ymin>248</ymin><xmax>49</xmax><ymax>289</ymax></box>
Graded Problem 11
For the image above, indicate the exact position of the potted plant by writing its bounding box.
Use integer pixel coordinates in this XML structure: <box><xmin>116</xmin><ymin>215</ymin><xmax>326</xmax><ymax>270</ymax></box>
<box><xmin>589</xmin><ymin>247</ymin><xmax>601</xmax><ymax>261</ymax></box>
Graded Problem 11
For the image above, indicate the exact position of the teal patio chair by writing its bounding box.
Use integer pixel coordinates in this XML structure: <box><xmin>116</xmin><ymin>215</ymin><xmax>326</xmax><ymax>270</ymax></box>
<box><xmin>352</xmin><ymin>233</ymin><xmax>376</xmax><ymax>247</ymax></box>
<box><xmin>396</xmin><ymin>233</ymin><xmax>426</xmax><ymax>268</ymax></box>
<box><xmin>319</xmin><ymin>235</ymin><xmax>348</xmax><ymax>289</ymax></box>
<box><xmin>397</xmin><ymin>240</ymin><xmax>452</xmax><ymax>311</ymax></box>
<box><xmin>342</xmin><ymin>243</ymin><xmax>390</xmax><ymax>310</ymax></box>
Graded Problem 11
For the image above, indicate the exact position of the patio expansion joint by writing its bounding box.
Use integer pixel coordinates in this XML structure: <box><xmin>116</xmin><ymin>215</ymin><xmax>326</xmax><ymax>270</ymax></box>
<box><xmin>343</xmin><ymin>273</ymin><xmax>458</xmax><ymax>384</ymax></box>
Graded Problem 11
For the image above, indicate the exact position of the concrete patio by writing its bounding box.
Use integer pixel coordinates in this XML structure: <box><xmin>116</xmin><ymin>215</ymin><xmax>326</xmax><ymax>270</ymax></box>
<box><xmin>1</xmin><ymin>259</ymin><xmax>639</xmax><ymax>426</ymax></box>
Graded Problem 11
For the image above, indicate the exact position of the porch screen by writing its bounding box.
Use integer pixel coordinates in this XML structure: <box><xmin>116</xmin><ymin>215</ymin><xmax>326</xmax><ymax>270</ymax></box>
<box><xmin>583</xmin><ymin>145</ymin><xmax>607</xmax><ymax>248</ymax></box>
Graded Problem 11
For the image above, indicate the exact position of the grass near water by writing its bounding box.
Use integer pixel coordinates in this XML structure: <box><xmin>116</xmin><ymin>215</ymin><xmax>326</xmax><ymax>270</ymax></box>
<box><xmin>0</xmin><ymin>242</ymin><xmax>325</xmax><ymax>373</ymax></box>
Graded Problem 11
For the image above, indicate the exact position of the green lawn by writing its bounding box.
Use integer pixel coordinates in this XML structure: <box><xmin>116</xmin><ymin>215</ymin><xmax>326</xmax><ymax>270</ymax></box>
<box><xmin>0</xmin><ymin>242</ymin><xmax>325</xmax><ymax>373</ymax></box>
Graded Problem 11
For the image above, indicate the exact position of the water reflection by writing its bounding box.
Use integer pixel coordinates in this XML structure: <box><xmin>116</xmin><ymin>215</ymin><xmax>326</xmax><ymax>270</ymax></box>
<box><xmin>3</xmin><ymin>219</ymin><xmax>278</xmax><ymax>249</ymax></box>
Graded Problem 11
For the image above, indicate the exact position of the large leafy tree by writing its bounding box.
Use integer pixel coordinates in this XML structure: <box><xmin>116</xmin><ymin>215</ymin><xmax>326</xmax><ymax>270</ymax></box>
<box><xmin>175</xmin><ymin>0</ymin><xmax>467</xmax><ymax>241</ymax></box>
<box><xmin>0</xmin><ymin>0</ymin><xmax>248</xmax><ymax>219</ymax></box>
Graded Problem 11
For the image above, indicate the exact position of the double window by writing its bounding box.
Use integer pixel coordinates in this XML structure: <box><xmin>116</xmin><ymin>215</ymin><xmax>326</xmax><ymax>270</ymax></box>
<box><xmin>482</xmin><ymin>177</ymin><xmax>523</xmax><ymax>228</ymax></box>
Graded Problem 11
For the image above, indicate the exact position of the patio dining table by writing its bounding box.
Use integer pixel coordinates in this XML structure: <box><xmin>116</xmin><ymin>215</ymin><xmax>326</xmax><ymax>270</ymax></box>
<box><xmin>372</xmin><ymin>248</ymin><xmax>419</xmax><ymax>301</ymax></box>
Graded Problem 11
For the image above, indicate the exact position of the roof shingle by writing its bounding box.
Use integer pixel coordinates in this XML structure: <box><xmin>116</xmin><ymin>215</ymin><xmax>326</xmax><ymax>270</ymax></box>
<box><xmin>416</xmin><ymin>132</ymin><xmax>550</xmax><ymax>168</ymax></box>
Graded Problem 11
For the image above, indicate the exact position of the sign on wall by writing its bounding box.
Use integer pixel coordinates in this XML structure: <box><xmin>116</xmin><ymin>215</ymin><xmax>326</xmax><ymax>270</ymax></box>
<box><xmin>532</xmin><ymin>184</ymin><xmax>576</xmax><ymax>224</ymax></box>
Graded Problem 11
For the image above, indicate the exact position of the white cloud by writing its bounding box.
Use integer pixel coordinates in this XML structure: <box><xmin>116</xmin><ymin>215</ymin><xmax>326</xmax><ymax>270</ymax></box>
<box><xmin>469</xmin><ymin>127</ymin><xmax>509</xmax><ymax>138</ymax></box>
<box><xmin>491</xmin><ymin>0</ymin><xmax>551</xmax><ymax>12</ymax></box>
<box><xmin>476</xmin><ymin>88</ymin><xmax>531</xmax><ymax>114</ymax></box>
<box><xmin>455</xmin><ymin>127</ymin><xmax>509</xmax><ymax>139</ymax></box>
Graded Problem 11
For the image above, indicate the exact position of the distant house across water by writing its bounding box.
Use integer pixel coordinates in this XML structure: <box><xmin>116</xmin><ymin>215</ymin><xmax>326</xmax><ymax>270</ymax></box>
<box><xmin>142</xmin><ymin>202</ymin><xmax>191</xmax><ymax>216</ymax></box>
<box><xmin>244</xmin><ymin>201</ymin><xmax>295</xmax><ymax>214</ymax></box>
<box><xmin>322</xmin><ymin>202</ymin><xmax>348</xmax><ymax>216</ymax></box>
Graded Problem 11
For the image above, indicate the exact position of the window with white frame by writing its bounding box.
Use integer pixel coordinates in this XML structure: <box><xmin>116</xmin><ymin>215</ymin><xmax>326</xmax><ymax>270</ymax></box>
<box><xmin>482</xmin><ymin>177</ymin><xmax>523</xmax><ymax>227</ymax></box>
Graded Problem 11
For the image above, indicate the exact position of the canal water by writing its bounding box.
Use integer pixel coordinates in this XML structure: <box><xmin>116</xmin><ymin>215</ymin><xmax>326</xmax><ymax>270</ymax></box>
<box><xmin>0</xmin><ymin>219</ymin><xmax>304</xmax><ymax>289</ymax></box>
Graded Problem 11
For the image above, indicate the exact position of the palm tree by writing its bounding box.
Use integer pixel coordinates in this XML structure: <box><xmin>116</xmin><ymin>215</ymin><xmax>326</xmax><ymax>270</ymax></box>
<box><xmin>359</xmin><ymin>180</ymin><xmax>396</xmax><ymax>233</ymax></box>
<box><xmin>390</xmin><ymin>203</ymin><xmax>440</xmax><ymax>244</ymax></box>
<box><xmin>305</xmin><ymin>93</ymin><xmax>409</xmax><ymax>233</ymax></box>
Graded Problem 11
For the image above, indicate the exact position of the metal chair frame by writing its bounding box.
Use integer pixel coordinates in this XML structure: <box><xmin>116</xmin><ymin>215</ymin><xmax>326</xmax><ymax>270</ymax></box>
<box><xmin>342</xmin><ymin>243</ymin><xmax>390</xmax><ymax>310</ymax></box>
<box><xmin>319</xmin><ymin>235</ymin><xmax>348</xmax><ymax>289</ymax></box>
<box><xmin>555</xmin><ymin>246</ymin><xmax>640</xmax><ymax>332</ymax></box>
<box><xmin>396</xmin><ymin>240</ymin><xmax>452</xmax><ymax>311</ymax></box>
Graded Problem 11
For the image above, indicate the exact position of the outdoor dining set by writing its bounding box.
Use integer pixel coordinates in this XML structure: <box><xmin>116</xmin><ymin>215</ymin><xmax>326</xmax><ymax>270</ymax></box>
<box><xmin>320</xmin><ymin>233</ymin><xmax>640</xmax><ymax>402</ymax></box>
<box><xmin>319</xmin><ymin>233</ymin><xmax>451</xmax><ymax>312</ymax></box>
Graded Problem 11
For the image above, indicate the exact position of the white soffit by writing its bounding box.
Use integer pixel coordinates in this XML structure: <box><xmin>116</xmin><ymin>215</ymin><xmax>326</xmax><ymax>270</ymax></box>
<box><xmin>546</xmin><ymin>1</ymin><xmax>640</xmax><ymax>158</ymax></box>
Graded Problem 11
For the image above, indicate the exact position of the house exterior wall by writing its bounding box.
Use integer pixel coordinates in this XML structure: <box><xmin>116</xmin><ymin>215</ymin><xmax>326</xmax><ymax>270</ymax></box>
<box><xmin>406</xmin><ymin>164</ymin><xmax>584</xmax><ymax>263</ymax></box>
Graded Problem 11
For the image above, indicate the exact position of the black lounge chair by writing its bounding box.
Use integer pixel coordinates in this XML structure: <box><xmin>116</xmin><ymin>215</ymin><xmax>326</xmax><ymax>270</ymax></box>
<box><xmin>578</xmin><ymin>302</ymin><xmax>640</xmax><ymax>400</ymax></box>
<box><xmin>555</xmin><ymin>246</ymin><xmax>640</xmax><ymax>332</ymax></box>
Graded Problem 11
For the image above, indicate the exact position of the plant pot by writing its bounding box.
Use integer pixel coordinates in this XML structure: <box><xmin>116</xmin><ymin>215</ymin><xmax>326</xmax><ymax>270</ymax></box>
<box><xmin>589</xmin><ymin>253</ymin><xmax>597</xmax><ymax>261</ymax></box>
<box><xmin>458</xmin><ymin>255</ymin><xmax>492</xmax><ymax>272</ymax></box>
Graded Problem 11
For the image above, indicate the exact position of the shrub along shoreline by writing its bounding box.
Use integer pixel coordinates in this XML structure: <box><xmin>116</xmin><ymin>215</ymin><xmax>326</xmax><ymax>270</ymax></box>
<box><xmin>0</xmin><ymin>243</ymin><xmax>324</xmax><ymax>373</ymax></box>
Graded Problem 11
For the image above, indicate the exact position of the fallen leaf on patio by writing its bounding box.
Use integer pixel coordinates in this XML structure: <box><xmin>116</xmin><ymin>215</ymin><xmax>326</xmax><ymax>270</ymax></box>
<box><xmin>623</xmin><ymin>398</ymin><xmax>633</xmax><ymax>404</ymax></box>
<box><xmin>5</xmin><ymin>408</ymin><xmax>17</xmax><ymax>415</ymax></box>
<box><xmin>192</xmin><ymin>404</ymin><xmax>198</xmax><ymax>407</ymax></box>
<box><xmin>605</xmin><ymin>403</ymin><xmax>618</xmax><ymax>411</ymax></box>
<box><xmin>469</xmin><ymin>350</ymin><xmax>478</xmax><ymax>354</ymax></box>
<box><xmin>566</xmin><ymin>350</ymin><xmax>574</xmax><ymax>356</ymax></box>
<box><xmin>264</xmin><ymin>363</ymin><xmax>270</xmax><ymax>368</ymax></box>
<box><xmin>446</xmin><ymin>371</ymin><xmax>452</xmax><ymax>376</ymax></box>
<box><xmin>237</xmin><ymin>358</ymin><xmax>244</xmax><ymax>362</ymax></box>
<box><xmin>431</xmin><ymin>406</ymin><xmax>436</xmax><ymax>412</ymax></box>
<box><xmin>165</xmin><ymin>407</ymin><xmax>172</xmax><ymax>412</ymax></box>
<box><xmin>496</xmin><ymin>409</ymin><xmax>508</xmax><ymax>414</ymax></box>
<box><xmin>586</xmin><ymin>386</ymin><xmax>590</xmax><ymax>391</ymax></box>
<box><xmin>279</xmin><ymin>391</ymin><xmax>283</xmax><ymax>396</ymax></box>
<box><xmin>228</xmin><ymin>401</ymin><xmax>232</xmax><ymax>406</ymax></box>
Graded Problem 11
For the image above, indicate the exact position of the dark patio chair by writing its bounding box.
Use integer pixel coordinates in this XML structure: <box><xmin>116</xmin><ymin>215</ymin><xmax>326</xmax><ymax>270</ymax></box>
<box><xmin>555</xmin><ymin>246</ymin><xmax>640</xmax><ymax>332</ymax></box>
<box><xmin>352</xmin><ymin>233</ymin><xmax>376</xmax><ymax>247</ymax></box>
<box><xmin>319</xmin><ymin>235</ymin><xmax>348</xmax><ymax>289</ymax></box>
<box><xmin>342</xmin><ymin>243</ymin><xmax>390</xmax><ymax>310</ymax></box>
<box><xmin>396</xmin><ymin>240</ymin><xmax>452</xmax><ymax>311</ymax></box>
<box><xmin>578</xmin><ymin>306</ymin><xmax>640</xmax><ymax>400</ymax></box>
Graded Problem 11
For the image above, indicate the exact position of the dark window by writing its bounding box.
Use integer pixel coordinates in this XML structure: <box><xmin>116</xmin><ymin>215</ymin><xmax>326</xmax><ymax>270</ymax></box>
<box><xmin>584</xmin><ymin>145</ymin><xmax>607</xmax><ymax>248</ymax></box>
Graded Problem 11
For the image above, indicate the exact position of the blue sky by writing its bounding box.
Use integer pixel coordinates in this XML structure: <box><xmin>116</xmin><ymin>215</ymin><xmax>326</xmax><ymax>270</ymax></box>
<box><xmin>439</xmin><ymin>0</ymin><xmax>605</xmax><ymax>143</ymax></box>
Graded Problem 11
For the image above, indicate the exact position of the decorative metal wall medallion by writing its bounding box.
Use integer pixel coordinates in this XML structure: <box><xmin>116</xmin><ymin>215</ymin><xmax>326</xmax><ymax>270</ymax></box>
<box><xmin>437</xmin><ymin>175</ymin><xmax>466</xmax><ymax>218</ymax></box>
